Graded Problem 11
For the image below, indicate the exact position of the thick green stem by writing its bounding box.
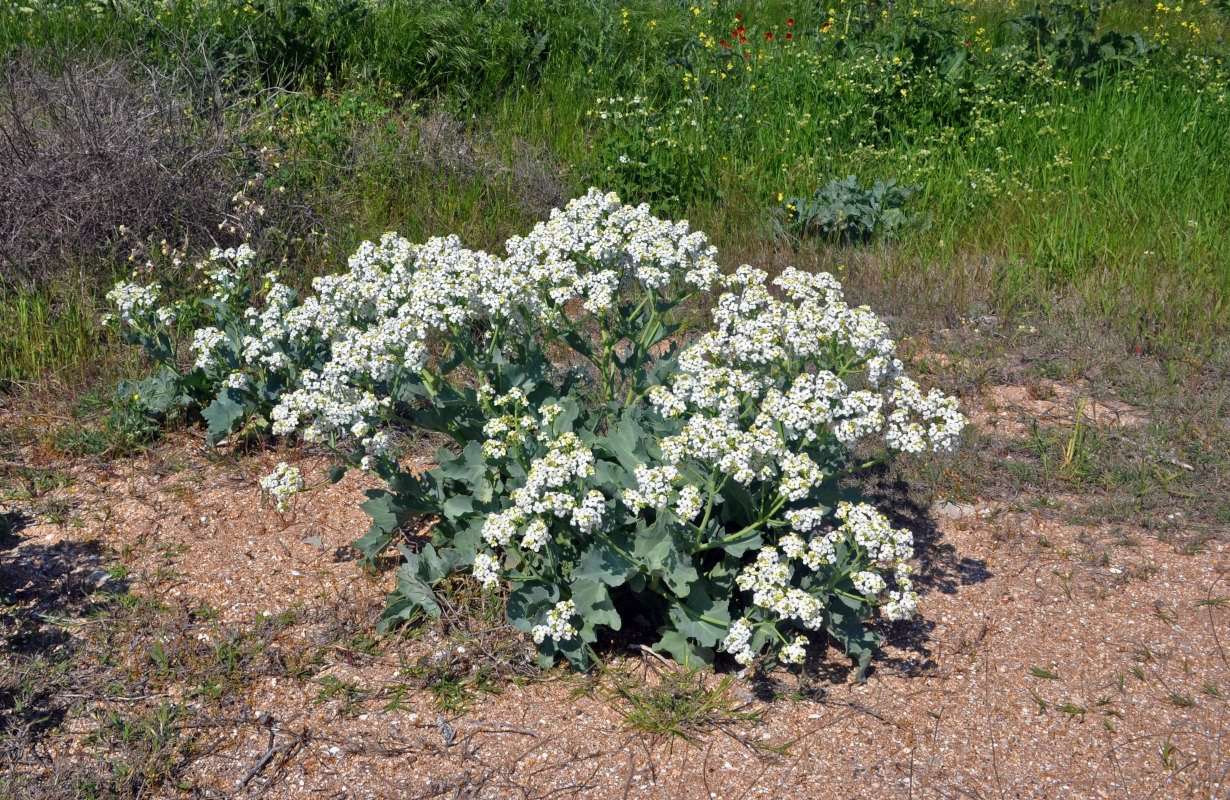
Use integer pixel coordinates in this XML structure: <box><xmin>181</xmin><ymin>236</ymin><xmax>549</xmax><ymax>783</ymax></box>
<box><xmin>622</xmin><ymin>297</ymin><xmax>662</xmax><ymax>406</ymax></box>
<box><xmin>832</xmin><ymin>454</ymin><xmax>890</xmax><ymax>481</ymax></box>
<box><xmin>675</xmin><ymin>600</ymin><xmax>732</xmax><ymax>630</ymax></box>
<box><xmin>695</xmin><ymin>494</ymin><xmax>785</xmax><ymax>553</ymax></box>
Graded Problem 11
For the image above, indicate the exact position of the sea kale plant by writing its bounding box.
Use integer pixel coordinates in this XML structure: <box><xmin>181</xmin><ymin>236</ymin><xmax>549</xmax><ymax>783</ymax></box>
<box><xmin>104</xmin><ymin>189</ymin><xmax>965</xmax><ymax>677</ymax></box>
<box><xmin>781</xmin><ymin>175</ymin><xmax>922</xmax><ymax>245</ymax></box>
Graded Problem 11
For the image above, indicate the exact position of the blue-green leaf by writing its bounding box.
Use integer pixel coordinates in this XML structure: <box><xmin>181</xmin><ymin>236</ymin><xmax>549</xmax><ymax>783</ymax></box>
<box><xmin>506</xmin><ymin>581</ymin><xmax>558</xmax><ymax>633</ymax></box>
<box><xmin>201</xmin><ymin>388</ymin><xmax>247</xmax><ymax>443</ymax></box>
<box><xmin>668</xmin><ymin>583</ymin><xmax>731</xmax><ymax>648</ymax></box>
<box><xmin>654</xmin><ymin>628</ymin><xmax>714</xmax><ymax>667</ymax></box>
<box><xmin>435</xmin><ymin>441</ymin><xmax>489</xmax><ymax>492</ymax></box>
<box><xmin>633</xmin><ymin>518</ymin><xmax>698</xmax><ymax>595</ymax></box>
<box><xmin>569</xmin><ymin>579</ymin><xmax>621</xmax><ymax>632</ymax></box>
<box><xmin>573</xmin><ymin>534</ymin><xmax>637</xmax><ymax>587</ymax></box>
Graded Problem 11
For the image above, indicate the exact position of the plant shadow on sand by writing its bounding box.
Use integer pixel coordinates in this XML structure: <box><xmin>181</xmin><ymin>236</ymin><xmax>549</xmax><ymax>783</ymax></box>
<box><xmin>1</xmin><ymin>536</ymin><xmax>132</xmax><ymax>777</ymax></box>
<box><xmin>803</xmin><ymin>464</ymin><xmax>995</xmax><ymax>685</ymax></box>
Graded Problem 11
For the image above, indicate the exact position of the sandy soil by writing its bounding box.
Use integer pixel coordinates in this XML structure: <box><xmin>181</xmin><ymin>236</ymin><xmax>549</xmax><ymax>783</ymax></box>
<box><xmin>3</xmin><ymin>434</ymin><xmax>1229</xmax><ymax>800</ymax></box>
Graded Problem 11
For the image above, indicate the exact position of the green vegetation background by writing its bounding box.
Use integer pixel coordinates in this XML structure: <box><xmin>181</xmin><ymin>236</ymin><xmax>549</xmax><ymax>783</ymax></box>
<box><xmin>2</xmin><ymin>0</ymin><xmax>1227</xmax><ymax>389</ymax></box>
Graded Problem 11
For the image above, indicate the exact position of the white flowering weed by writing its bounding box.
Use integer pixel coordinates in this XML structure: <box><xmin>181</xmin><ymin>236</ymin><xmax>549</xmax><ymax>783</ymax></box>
<box><xmin>259</xmin><ymin>462</ymin><xmax>304</xmax><ymax>513</ymax></box>
<box><xmin>106</xmin><ymin>189</ymin><xmax>964</xmax><ymax>675</ymax></box>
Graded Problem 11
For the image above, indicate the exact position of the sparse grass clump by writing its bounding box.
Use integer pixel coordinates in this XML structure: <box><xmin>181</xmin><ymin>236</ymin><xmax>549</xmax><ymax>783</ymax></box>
<box><xmin>599</xmin><ymin>664</ymin><xmax>762</xmax><ymax>745</ymax></box>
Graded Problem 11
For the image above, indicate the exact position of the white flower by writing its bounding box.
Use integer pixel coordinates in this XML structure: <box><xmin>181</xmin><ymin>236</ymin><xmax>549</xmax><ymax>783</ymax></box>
<box><xmin>836</xmin><ymin>502</ymin><xmax>914</xmax><ymax>564</ymax></box>
<box><xmin>105</xmin><ymin>281</ymin><xmax>161</xmax><ymax>325</ymax></box>
<box><xmin>482</xmin><ymin>510</ymin><xmax>520</xmax><ymax>548</ymax></box>
<box><xmin>531</xmin><ymin>600</ymin><xmax>578</xmax><ymax>644</ymax></box>
<box><xmin>675</xmin><ymin>484</ymin><xmax>702</xmax><ymax>520</ymax></box>
<box><xmin>474</xmin><ymin>552</ymin><xmax>501</xmax><ymax>589</ymax></box>
<box><xmin>259</xmin><ymin>462</ymin><xmax>303</xmax><ymax>513</ymax></box>
<box><xmin>780</xmin><ymin>635</ymin><xmax>808</xmax><ymax>665</ymax></box>
<box><xmin>360</xmin><ymin>430</ymin><xmax>400</xmax><ymax>471</ymax></box>
<box><xmin>521</xmin><ymin>518</ymin><xmax>550</xmax><ymax>552</ymax></box>
<box><xmin>852</xmin><ymin>571</ymin><xmax>887</xmax><ymax>597</ymax></box>
<box><xmin>191</xmin><ymin>327</ymin><xmax>228</xmax><ymax>370</ymax></box>
<box><xmin>623</xmin><ymin>464</ymin><xmax>680</xmax><ymax>512</ymax></box>
<box><xmin>569</xmin><ymin>490</ymin><xmax>606</xmax><ymax>534</ymax></box>
<box><xmin>722</xmin><ymin>618</ymin><xmax>755</xmax><ymax>665</ymax></box>
<box><xmin>538</xmin><ymin>402</ymin><xmax>564</xmax><ymax>426</ymax></box>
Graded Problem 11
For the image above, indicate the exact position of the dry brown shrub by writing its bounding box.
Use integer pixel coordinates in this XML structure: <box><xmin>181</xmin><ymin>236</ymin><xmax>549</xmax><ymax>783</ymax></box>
<box><xmin>0</xmin><ymin>47</ymin><xmax>246</xmax><ymax>289</ymax></box>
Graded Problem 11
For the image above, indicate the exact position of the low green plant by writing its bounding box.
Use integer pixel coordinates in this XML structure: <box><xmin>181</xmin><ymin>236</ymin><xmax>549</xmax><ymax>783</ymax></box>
<box><xmin>101</xmin><ymin>238</ymin><xmax>283</xmax><ymax>436</ymax></box>
<box><xmin>779</xmin><ymin>175</ymin><xmax>922</xmax><ymax>244</ymax></box>
<box><xmin>589</xmin><ymin>94</ymin><xmax>718</xmax><ymax>210</ymax></box>
<box><xmin>106</xmin><ymin>189</ymin><xmax>966</xmax><ymax>677</ymax></box>
<box><xmin>601</xmin><ymin>666</ymin><xmax>760</xmax><ymax>745</ymax></box>
<box><xmin>1009</xmin><ymin>1</ymin><xmax>1150</xmax><ymax>87</ymax></box>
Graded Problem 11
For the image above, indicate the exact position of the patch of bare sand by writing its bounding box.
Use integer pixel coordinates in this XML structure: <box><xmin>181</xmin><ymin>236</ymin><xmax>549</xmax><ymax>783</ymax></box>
<box><xmin>971</xmin><ymin>381</ymin><xmax>1146</xmax><ymax>438</ymax></box>
<box><xmin>7</xmin><ymin>441</ymin><xmax>1230</xmax><ymax>800</ymax></box>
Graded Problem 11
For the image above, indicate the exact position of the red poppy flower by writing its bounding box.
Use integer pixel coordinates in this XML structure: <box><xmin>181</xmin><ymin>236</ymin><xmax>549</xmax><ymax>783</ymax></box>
<box><xmin>822</xmin><ymin>21</ymin><xmax>832</xmax><ymax>31</ymax></box>
<box><xmin>740</xmin><ymin>35</ymin><xmax>746</xmax><ymax>43</ymax></box>
<box><xmin>964</xmin><ymin>40</ymin><xmax>971</xmax><ymax>46</ymax></box>
<box><xmin>735</xmin><ymin>13</ymin><xmax>742</xmax><ymax>21</ymax></box>
<box><xmin>765</xmin><ymin>31</ymin><xmax>773</xmax><ymax>40</ymax></box>
<box><xmin>787</xmin><ymin>18</ymin><xmax>794</xmax><ymax>26</ymax></box>
<box><xmin>785</xmin><ymin>32</ymin><xmax>793</xmax><ymax>40</ymax></box>
<box><xmin>720</xmin><ymin>38</ymin><xmax>729</xmax><ymax>48</ymax></box>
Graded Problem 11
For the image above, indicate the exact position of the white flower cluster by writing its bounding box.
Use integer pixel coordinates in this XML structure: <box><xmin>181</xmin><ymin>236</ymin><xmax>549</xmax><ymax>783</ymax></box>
<box><xmin>675</xmin><ymin>484</ymin><xmax>703</xmax><ymax>520</ymax></box>
<box><xmin>621</xmin><ymin>464</ymin><xmax>680</xmax><ymax>512</ymax></box>
<box><xmin>504</xmin><ymin>188</ymin><xmax>721</xmax><ymax>319</ymax></box>
<box><xmin>107</xmin><ymin>189</ymin><xmax>727</xmax><ymax>507</ymax></box>
<box><xmin>852</xmin><ymin>571</ymin><xmax>887</xmax><ymax>596</ymax></box>
<box><xmin>721</xmin><ymin>500</ymin><xmax>921</xmax><ymax>664</ymax></box>
<box><xmin>653</xmin><ymin>265</ymin><xmax>966</xmax><ymax>462</ymax></box>
<box><xmin>778</xmin><ymin>452</ymin><xmax>824</xmax><ymax>501</ymax></box>
<box><xmin>636</xmin><ymin>263</ymin><xmax>962</xmax><ymax>663</ymax></box>
<box><xmin>259</xmin><ymin>462</ymin><xmax>304</xmax><ymax>513</ymax></box>
<box><xmin>882</xmin><ymin>563</ymin><xmax>919</xmax><ymax>621</ymax></box>
<box><xmin>780</xmin><ymin>634</ymin><xmax>809</xmax><ymax>665</ymax></box>
<box><xmin>622</xmin><ymin>465</ymin><xmax>706</xmax><ymax>521</ymax></box>
<box><xmin>734</xmin><ymin>547</ymin><xmax>826</xmax><ymax>631</ymax></box>
<box><xmin>200</xmin><ymin>244</ymin><xmax>254</xmax><ymax>302</ymax></box>
<box><xmin>510</xmin><ymin>432</ymin><xmax>596</xmax><ymax>515</ymax></box>
<box><xmin>722</xmin><ymin>618</ymin><xmax>756</xmax><ymax>666</ymax></box>
<box><xmin>238</xmin><ymin>190</ymin><xmax>716</xmax><ymax>481</ymax></box>
<box><xmin>531</xmin><ymin>600</ymin><xmax>578</xmax><ymax>644</ymax></box>
<box><xmin>359</xmin><ymin>430</ymin><xmax>402</xmax><ymax>471</ymax></box>
<box><xmin>105</xmin><ymin>281</ymin><xmax>161</xmax><ymax>325</ymax></box>
<box><xmin>886</xmin><ymin>377</ymin><xmax>965</xmax><ymax>453</ymax></box>
<box><xmin>191</xmin><ymin>327</ymin><xmax>228</xmax><ymax>370</ymax></box>
<box><xmin>476</xmin><ymin>432</ymin><xmax>607</xmax><ymax>586</ymax></box>
<box><xmin>481</xmin><ymin>391</ymin><xmax>543</xmax><ymax>459</ymax></box>
<box><xmin>835</xmin><ymin>501</ymin><xmax>914</xmax><ymax>564</ymax></box>
<box><xmin>474</xmin><ymin>552</ymin><xmax>501</xmax><ymax>590</ymax></box>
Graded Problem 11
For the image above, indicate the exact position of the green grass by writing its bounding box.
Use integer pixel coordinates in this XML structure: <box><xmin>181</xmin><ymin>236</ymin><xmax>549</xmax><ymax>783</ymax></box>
<box><xmin>0</xmin><ymin>289</ymin><xmax>102</xmax><ymax>389</ymax></box>
<box><xmin>1</xmin><ymin>0</ymin><xmax>1228</xmax><ymax>400</ymax></box>
<box><xmin>597</xmin><ymin>664</ymin><xmax>763</xmax><ymax>745</ymax></box>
